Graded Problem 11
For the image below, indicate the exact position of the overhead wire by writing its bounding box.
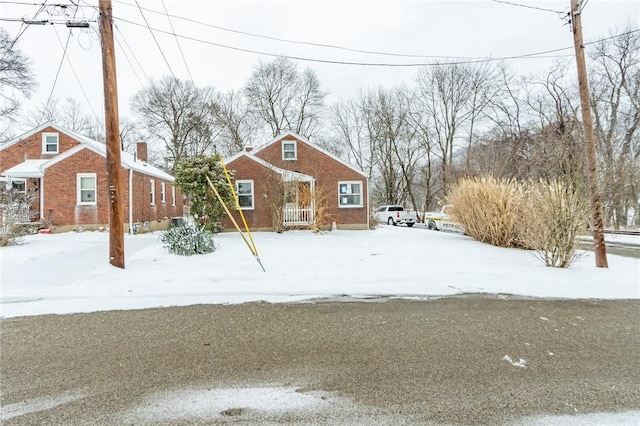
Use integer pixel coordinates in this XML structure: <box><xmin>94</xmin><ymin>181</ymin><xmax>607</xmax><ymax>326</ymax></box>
<box><xmin>0</xmin><ymin>0</ymin><xmax>48</xmax><ymax>61</ymax></box>
<box><xmin>39</xmin><ymin>4</ymin><xmax>73</xmax><ymax>124</ymax></box>
<box><xmin>113</xmin><ymin>0</ymin><xmax>511</xmax><ymax>60</ymax></box>
<box><xmin>51</xmin><ymin>23</ymin><xmax>100</xmax><ymax>122</ymax></box>
<box><xmin>117</xmin><ymin>15</ymin><xmax>630</xmax><ymax>68</ymax></box>
<box><xmin>133</xmin><ymin>0</ymin><xmax>176</xmax><ymax>79</ymax></box>
<box><xmin>489</xmin><ymin>0</ymin><xmax>566</xmax><ymax>15</ymax></box>
<box><xmin>113</xmin><ymin>23</ymin><xmax>146</xmax><ymax>86</ymax></box>
<box><xmin>160</xmin><ymin>0</ymin><xmax>193</xmax><ymax>84</ymax></box>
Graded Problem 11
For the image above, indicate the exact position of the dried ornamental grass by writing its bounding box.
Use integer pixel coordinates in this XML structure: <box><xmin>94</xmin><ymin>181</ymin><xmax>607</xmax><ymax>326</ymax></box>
<box><xmin>446</xmin><ymin>177</ymin><xmax>529</xmax><ymax>248</ymax></box>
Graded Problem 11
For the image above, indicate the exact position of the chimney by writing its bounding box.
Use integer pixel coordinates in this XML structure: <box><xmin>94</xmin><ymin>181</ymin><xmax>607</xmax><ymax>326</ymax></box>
<box><xmin>136</xmin><ymin>141</ymin><xmax>148</xmax><ymax>162</ymax></box>
<box><xmin>245</xmin><ymin>146</ymin><xmax>253</xmax><ymax>152</ymax></box>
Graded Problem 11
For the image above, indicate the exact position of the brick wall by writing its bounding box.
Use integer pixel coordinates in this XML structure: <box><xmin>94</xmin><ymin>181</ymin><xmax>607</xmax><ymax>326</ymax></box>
<box><xmin>223</xmin><ymin>135</ymin><xmax>368</xmax><ymax>230</ymax></box>
<box><xmin>0</xmin><ymin>127</ymin><xmax>81</xmax><ymax>170</ymax></box>
<box><xmin>1</xmin><ymin>127</ymin><xmax>184</xmax><ymax>230</ymax></box>
<box><xmin>220</xmin><ymin>156</ymin><xmax>277</xmax><ymax>230</ymax></box>
<box><xmin>130</xmin><ymin>170</ymin><xmax>183</xmax><ymax>226</ymax></box>
<box><xmin>254</xmin><ymin>135</ymin><xmax>368</xmax><ymax>226</ymax></box>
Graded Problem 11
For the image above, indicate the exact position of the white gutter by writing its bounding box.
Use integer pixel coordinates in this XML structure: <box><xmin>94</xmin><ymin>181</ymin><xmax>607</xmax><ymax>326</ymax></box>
<box><xmin>40</xmin><ymin>177</ymin><xmax>44</xmax><ymax>221</ymax></box>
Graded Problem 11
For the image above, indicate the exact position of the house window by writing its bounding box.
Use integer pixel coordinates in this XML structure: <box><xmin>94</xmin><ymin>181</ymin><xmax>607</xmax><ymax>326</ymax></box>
<box><xmin>282</xmin><ymin>140</ymin><xmax>297</xmax><ymax>160</ymax></box>
<box><xmin>236</xmin><ymin>180</ymin><xmax>254</xmax><ymax>209</ymax></box>
<box><xmin>171</xmin><ymin>185</ymin><xmax>176</xmax><ymax>206</ymax></box>
<box><xmin>43</xmin><ymin>132</ymin><xmax>59</xmax><ymax>153</ymax></box>
<box><xmin>150</xmin><ymin>179</ymin><xmax>155</xmax><ymax>205</ymax></box>
<box><xmin>77</xmin><ymin>173</ymin><xmax>97</xmax><ymax>204</ymax></box>
<box><xmin>338</xmin><ymin>181</ymin><xmax>363</xmax><ymax>208</ymax></box>
<box><xmin>160</xmin><ymin>182</ymin><xmax>166</xmax><ymax>203</ymax></box>
<box><xmin>11</xmin><ymin>179</ymin><xmax>26</xmax><ymax>194</ymax></box>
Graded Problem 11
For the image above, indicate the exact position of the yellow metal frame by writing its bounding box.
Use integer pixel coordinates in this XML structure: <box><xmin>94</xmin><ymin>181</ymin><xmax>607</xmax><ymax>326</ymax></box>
<box><xmin>205</xmin><ymin>160</ymin><xmax>265</xmax><ymax>271</ymax></box>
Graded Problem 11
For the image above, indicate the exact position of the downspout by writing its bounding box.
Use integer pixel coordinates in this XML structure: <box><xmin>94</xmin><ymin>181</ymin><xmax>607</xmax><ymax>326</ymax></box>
<box><xmin>128</xmin><ymin>167</ymin><xmax>133</xmax><ymax>234</ymax></box>
<box><xmin>39</xmin><ymin>177</ymin><xmax>44</xmax><ymax>221</ymax></box>
<box><xmin>366</xmin><ymin>176</ymin><xmax>370</xmax><ymax>229</ymax></box>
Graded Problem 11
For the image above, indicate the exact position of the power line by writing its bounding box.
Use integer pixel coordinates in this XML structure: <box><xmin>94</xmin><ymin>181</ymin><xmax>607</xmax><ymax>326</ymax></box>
<box><xmin>0</xmin><ymin>0</ymin><xmax>48</xmax><ymax>62</ymax></box>
<box><xmin>118</xmin><ymin>16</ymin><xmax>633</xmax><ymax>68</ymax></box>
<box><xmin>40</xmin><ymin>24</ymin><xmax>72</xmax><ymax>124</ymax></box>
<box><xmin>113</xmin><ymin>23</ymin><xmax>146</xmax><ymax>86</ymax></box>
<box><xmin>51</xmin><ymin>23</ymin><xmax>100</xmax><ymax>122</ymax></box>
<box><xmin>113</xmin><ymin>0</ymin><xmax>497</xmax><ymax>60</ymax></box>
<box><xmin>489</xmin><ymin>0</ymin><xmax>566</xmax><ymax>14</ymax></box>
<box><xmin>133</xmin><ymin>0</ymin><xmax>176</xmax><ymax>79</ymax></box>
<box><xmin>160</xmin><ymin>0</ymin><xmax>193</xmax><ymax>83</ymax></box>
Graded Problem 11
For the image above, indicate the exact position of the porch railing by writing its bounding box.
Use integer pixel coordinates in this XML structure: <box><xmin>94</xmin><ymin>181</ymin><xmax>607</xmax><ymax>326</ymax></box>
<box><xmin>283</xmin><ymin>207</ymin><xmax>313</xmax><ymax>226</ymax></box>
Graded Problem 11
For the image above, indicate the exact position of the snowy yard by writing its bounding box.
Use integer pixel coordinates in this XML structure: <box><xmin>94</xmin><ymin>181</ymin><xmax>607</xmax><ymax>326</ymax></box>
<box><xmin>1</xmin><ymin>225</ymin><xmax>638</xmax><ymax>318</ymax></box>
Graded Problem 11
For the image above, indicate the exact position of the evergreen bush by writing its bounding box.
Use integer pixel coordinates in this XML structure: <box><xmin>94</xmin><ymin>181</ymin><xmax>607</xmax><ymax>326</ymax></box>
<box><xmin>159</xmin><ymin>222</ymin><xmax>216</xmax><ymax>256</ymax></box>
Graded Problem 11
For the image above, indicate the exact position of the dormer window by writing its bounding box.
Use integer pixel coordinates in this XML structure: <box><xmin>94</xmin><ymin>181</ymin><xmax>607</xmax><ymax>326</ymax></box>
<box><xmin>282</xmin><ymin>140</ymin><xmax>297</xmax><ymax>160</ymax></box>
<box><xmin>43</xmin><ymin>132</ymin><xmax>59</xmax><ymax>154</ymax></box>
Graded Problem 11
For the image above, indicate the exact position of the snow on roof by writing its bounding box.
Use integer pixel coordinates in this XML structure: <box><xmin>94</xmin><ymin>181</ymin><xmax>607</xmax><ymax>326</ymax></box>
<box><xmin>0</xmin><ymin>121</ymin><xmax>174</xmax><ymax>182</ymax></box>
<box><xmin>2</xmin><ymin>159</ymin><xmax>50</xmax><ymax>178</ymax></box>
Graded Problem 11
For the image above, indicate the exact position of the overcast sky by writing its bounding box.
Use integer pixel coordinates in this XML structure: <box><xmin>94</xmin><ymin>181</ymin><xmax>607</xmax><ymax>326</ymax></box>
<box><xmin>1</xmin><ymin>0</ymin><xmax>638</xmax><ymax>133</ymax></box>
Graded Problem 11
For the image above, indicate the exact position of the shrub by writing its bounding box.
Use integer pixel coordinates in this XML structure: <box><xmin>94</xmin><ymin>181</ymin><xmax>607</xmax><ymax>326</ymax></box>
<box><xmin>159</xmin><ymin>222</ymin><xmax>216</xmax><ymax>256</ymax></box>
<box><xmin>446</xmin><ymin>176</ymin><xmax>529</xmax><ymax>248</ymax></box>
<box><xmin>521</xmin><ymin>180</ymin><xmax>588</xmax><ymax>268</ymax></box>
<box><xmin>447</xmin><ymin>176</ymin><xmax>588</xmax><ymax>268</ymax></box>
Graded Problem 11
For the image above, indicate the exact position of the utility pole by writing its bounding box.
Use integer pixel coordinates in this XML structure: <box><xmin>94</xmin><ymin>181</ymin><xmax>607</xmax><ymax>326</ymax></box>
<box><xmin>570</xmin><ymin>0</ymin><xmax>608</xmax><ymax>268</ymax></box>
<box><xmin>99</xmin><ymin>0</ymin><xmax>125</xmax><ymax>268</ymax></box>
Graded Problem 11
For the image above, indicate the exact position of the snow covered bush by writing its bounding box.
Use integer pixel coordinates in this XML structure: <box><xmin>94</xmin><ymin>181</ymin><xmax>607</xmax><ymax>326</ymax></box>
<box><xmin>159</xmin><ymin>222</ymin><xmax>216</xmax><ymax>256</ymax></box>
<box><xmin>0</xmin><ymin>187</ymin><xmax>37</xmax><ymax>247</ymax></box>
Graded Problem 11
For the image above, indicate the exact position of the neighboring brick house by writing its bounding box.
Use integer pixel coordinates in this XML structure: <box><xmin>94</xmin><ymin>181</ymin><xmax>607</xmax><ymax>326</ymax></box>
<box><xmin>222</xmin><ymin>132</ymin><xmax>368</xmax><ymax>231</ymax></box>
<box><xmin>0</xmin><ymin>122</ymin><xmax>183</xmax><ymax>233</ymax></box>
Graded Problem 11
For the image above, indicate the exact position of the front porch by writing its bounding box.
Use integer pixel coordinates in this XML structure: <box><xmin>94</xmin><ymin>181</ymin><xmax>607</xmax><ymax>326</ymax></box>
<box><xmin>282</xmin><ymin>179</ymin><xmax>315</xmax><ymax>227</ymax></box>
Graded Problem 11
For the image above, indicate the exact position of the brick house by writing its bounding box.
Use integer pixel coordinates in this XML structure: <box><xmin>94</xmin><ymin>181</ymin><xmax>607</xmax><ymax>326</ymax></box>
<box><xmin>0</xmin><ymin>122</ymin><xmax>183</xmax><ymax>233</ymax></box>
<box><xmin>222</xmin><ymin>132</ymin><xmax>369</xmax><ymax>231</ymax></box>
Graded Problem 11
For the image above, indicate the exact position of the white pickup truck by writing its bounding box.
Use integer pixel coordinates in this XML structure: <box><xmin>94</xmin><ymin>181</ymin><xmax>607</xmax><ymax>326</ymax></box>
<box><xmin>424</xmin><ymin>205</ymin><xmax>464</xmax><ymax>233</ymax></box>
<box><xmin>374</xmin><ymin>205</ymin><xmax>417</xmax><ymax>227</ymax></box>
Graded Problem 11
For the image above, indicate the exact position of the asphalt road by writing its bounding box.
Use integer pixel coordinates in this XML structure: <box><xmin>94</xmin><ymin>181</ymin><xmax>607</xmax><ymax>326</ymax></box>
<box><xmin>1</xmin><ymin>297</ymin><xmax>639</xmax><ymax>425</ymax></box>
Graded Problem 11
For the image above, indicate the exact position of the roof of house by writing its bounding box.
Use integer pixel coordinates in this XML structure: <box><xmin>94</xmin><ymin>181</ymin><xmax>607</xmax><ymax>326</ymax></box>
<box><xmin>237</xmin><ymin>131</ymin><xmax>367</xmax><ymax>178</ymax></box>
<box><xmin>0</xmin><ymin>122</ymin><xmax>174</xmax><ymax>181</ymax></box>
<box><xmin>224</xmin><ymin>151</ymin><xmax>314</xmax><ymax>182</ymax></box>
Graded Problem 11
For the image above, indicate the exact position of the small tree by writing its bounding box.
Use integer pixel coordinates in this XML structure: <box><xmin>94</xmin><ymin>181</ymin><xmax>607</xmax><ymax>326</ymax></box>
<box><xmin>299</xmin><ymin>183</ymin><xmax>333</xmax><ymax>232</ymax></box>
<box><xmin>174</xmin><ymin>155</ymin><xmax>234</xmax><ymax>233</ymax></box>
<box><xmin>262</xmin><ymin>168</ymin><xmax>286</xmax><ymax>232</ymax></box>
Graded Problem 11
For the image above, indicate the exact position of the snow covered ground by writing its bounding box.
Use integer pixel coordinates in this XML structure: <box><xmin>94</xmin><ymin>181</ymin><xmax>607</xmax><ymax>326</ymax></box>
<box><xmin>1</xmin><ymin>225</ymin><xmax>638</xmax><ymax>318</ymax></box>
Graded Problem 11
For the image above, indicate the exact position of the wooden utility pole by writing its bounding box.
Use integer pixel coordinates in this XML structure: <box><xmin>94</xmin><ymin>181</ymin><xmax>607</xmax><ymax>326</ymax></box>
<box><xmin>570</xmin><ymin>0</ymin><xmax>608</xmax><ymax>268</ymax></box>
<box><xmin>99</xmin><ymin>0</ymin><xmax>125</xmax><ymax>268</ymax></box>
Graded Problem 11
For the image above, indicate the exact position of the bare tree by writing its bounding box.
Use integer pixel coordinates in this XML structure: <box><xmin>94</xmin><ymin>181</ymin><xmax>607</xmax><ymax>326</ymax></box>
<box><xmin>0</xmin><ymin>28</ymin><xmax>36</xmax><ymax>139</ymax></box>
<box><xmin>245</xmin><ymin>57</ymin><xmax>326</xmax><ymax>139</ymax></box>
<box><xmin>131</xmin><ymin>76</ymin><xmax>220</xmax><ymax>172</ymax></box>
<box><xmin>212</xmin><ymin>89</ymin><xmax>258</xmax><ymax>156</ymax></box>
<box><xmin>589</xmin><ymin>27</ymin><xmax>640</xmax><ymax>228</ymax></box>
<box><xmin>25</xmin><ymin>97</ymin><xmax>93</xmax><ymax>133</ymax></box>
<box><xmin>330</xmin><ymin>92</ymin><xmax>378</xmax><ymax>179</ymax></box>
<box><xmin>414</xmin><ymin>62</ymin><xmax>497</xmax><ymax>196</ymax></box>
